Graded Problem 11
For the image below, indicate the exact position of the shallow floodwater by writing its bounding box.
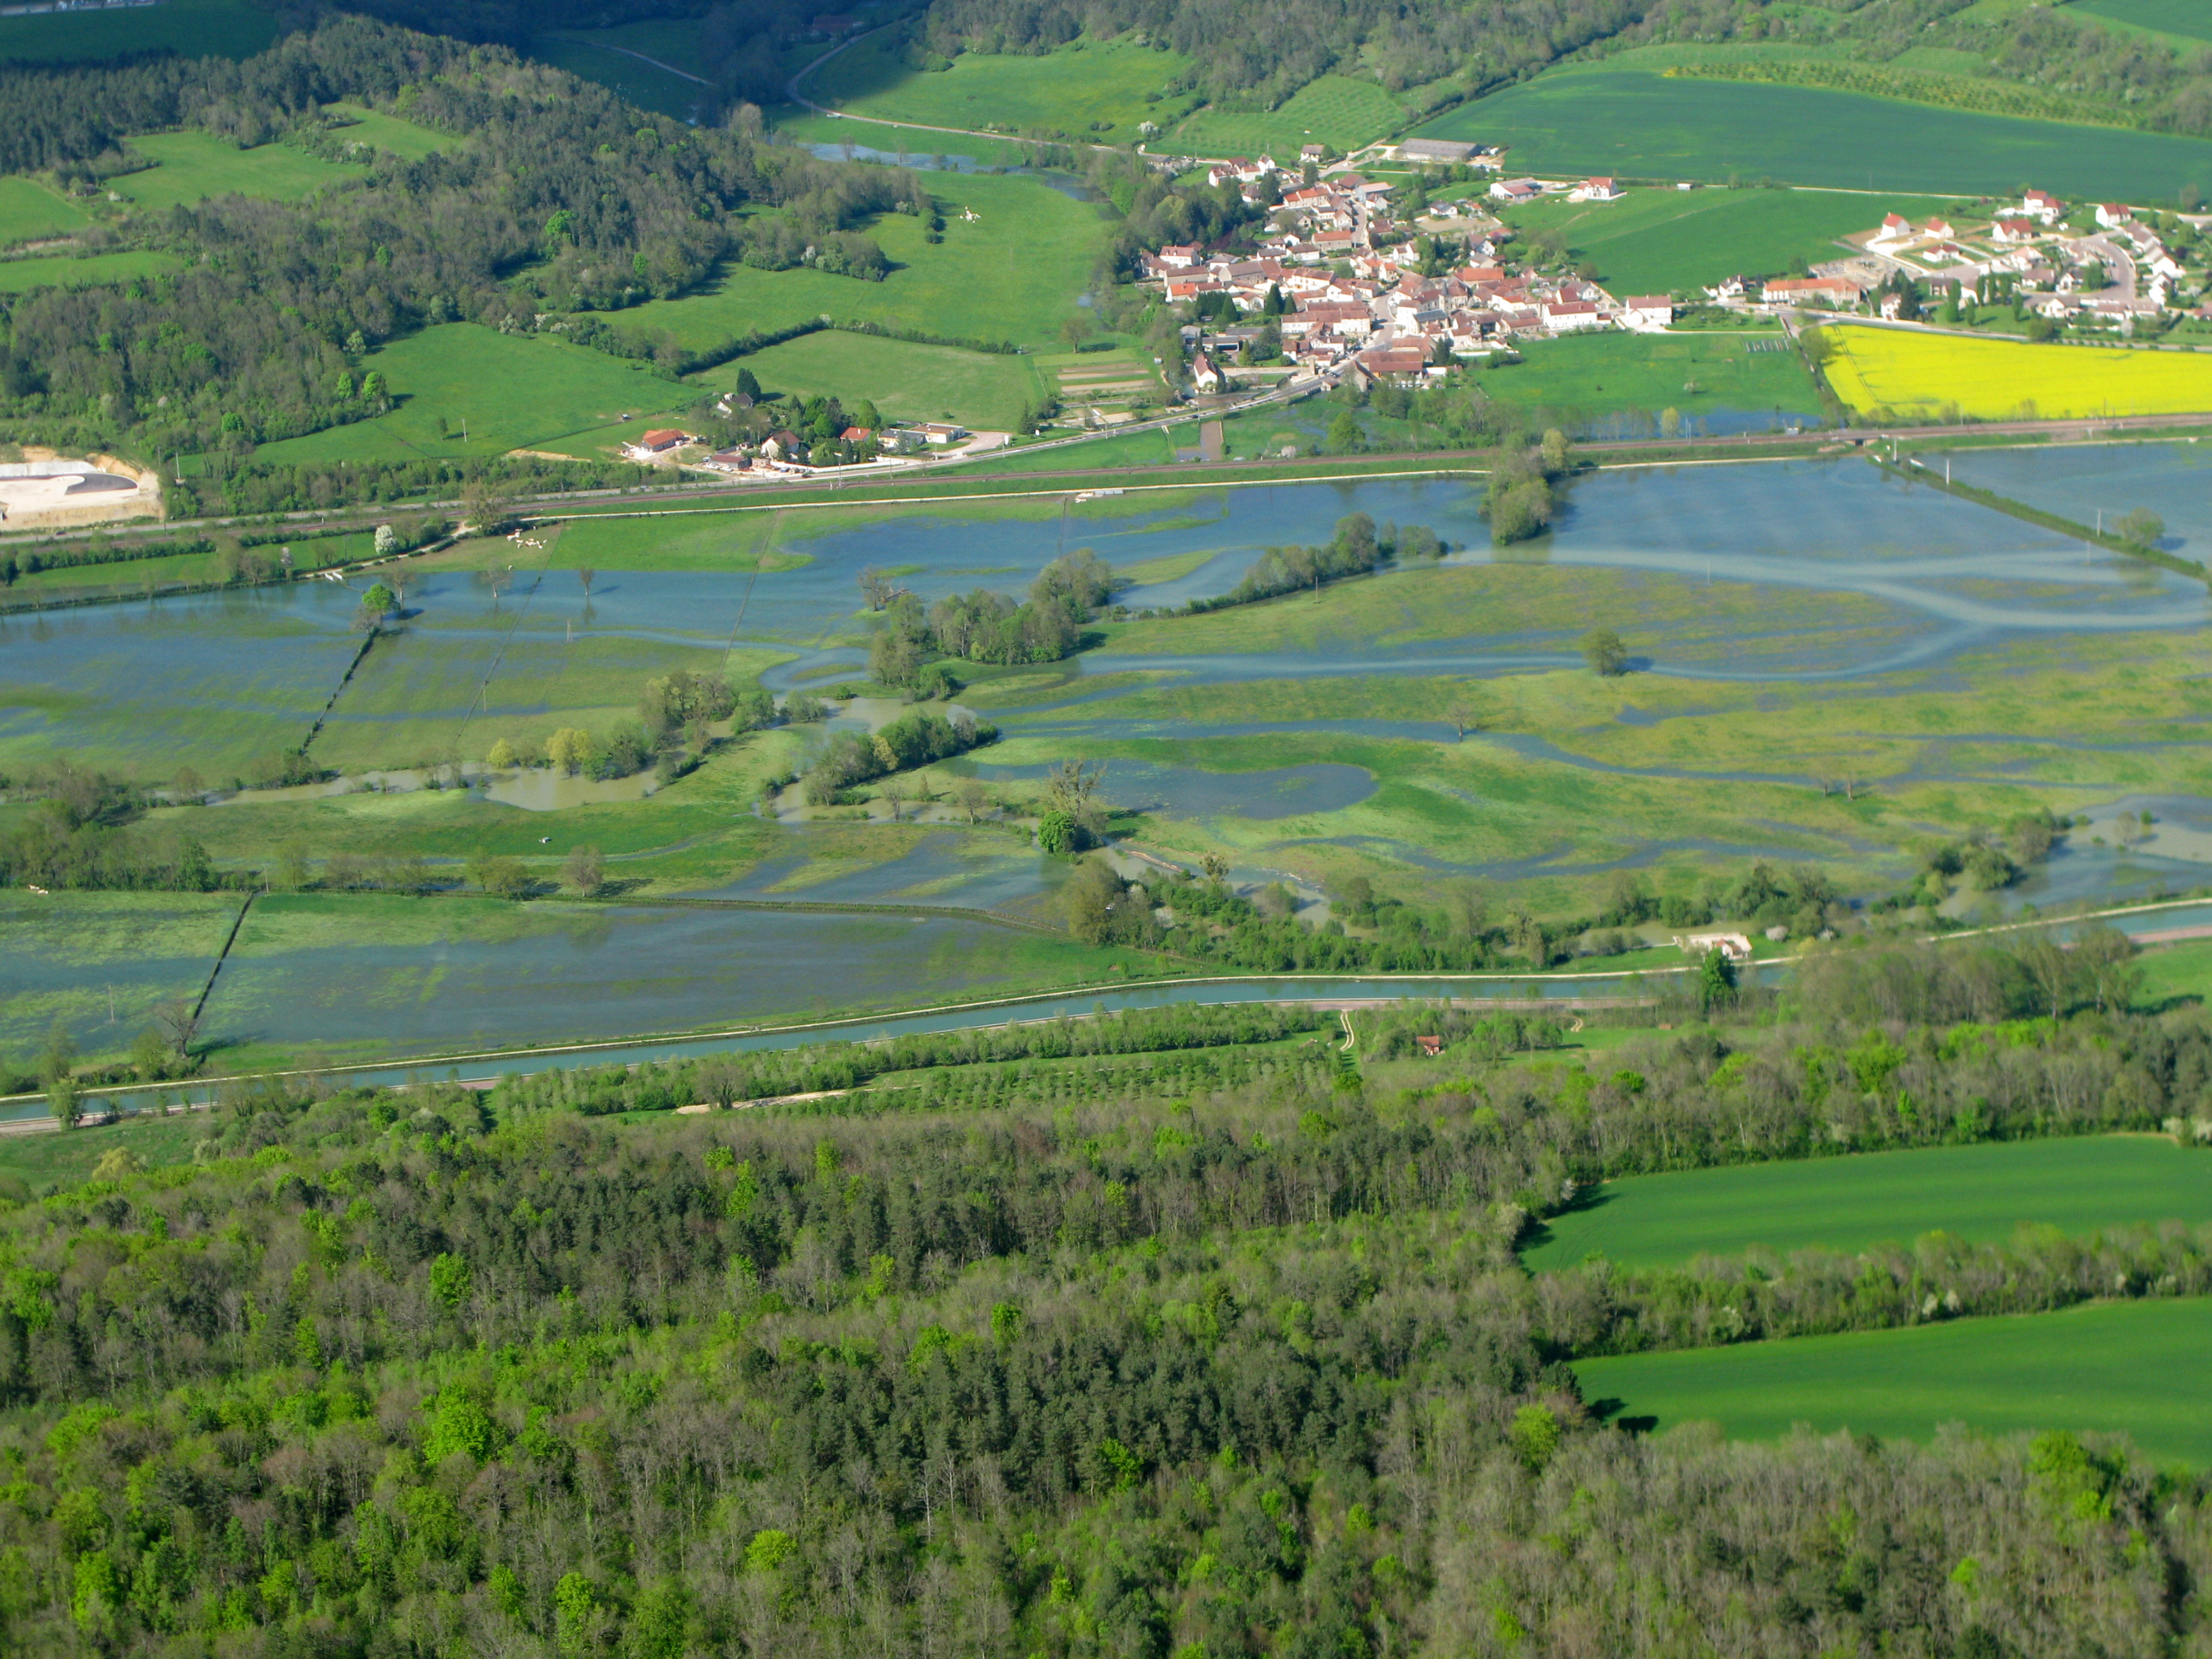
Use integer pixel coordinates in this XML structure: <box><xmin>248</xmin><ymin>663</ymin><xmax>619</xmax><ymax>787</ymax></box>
<box><xmin>1940</xmin><ymin>441</ymin><xmax>2212</xmax><ymax>564</ymax></box>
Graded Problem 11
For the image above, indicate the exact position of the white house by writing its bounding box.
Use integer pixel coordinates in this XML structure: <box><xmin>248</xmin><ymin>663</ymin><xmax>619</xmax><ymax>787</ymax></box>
<box><xmin>2097</xmin><ymin>202</ymin><xmax>2133</xmax><ymax>228</ymax></box>
<box><xmin>1870</xmin><ymin>212</ymin><xmax>1914</xmax><ymax>248</ymax></box>
<box><xmin>1677</xmin><ymin>930</ymin><xmax>1753</xmax><ymax>962</ymax></box>
<box><xmin>2020</xmin><ymin>188</ymin><xmax>2063</xmax><ymax>222</ymax></box>
<box><xmin>1990</xmin><ymin>218</ymin><xmax>2040</xmax><ymax>245</ymax></box>
<box><xmin>1190</xmin><ymin>350</ymin><xmax>1223</xmax><ymax>392</ymax></box>
<box><xmin>1488</xmin><ymin>177</ymin><xmax>1542</xmax><ymax>205</ymax></box>
<box><xmin>1540</xmin><ymin>300</ymin><xmax>1605</xmax><ymax>331</ymax></box>
<box><xmin>1621</xmin><ymin>295</ymin><xmax>1673</xmax><ymax>331</ymax></box>
<box><xmin>1568</xmin><ymin>176</ymin><xmax>1622</xmax><ymax>202</ymax></box>
<box><xmin>1158</xmin><ymin>243</ymin><xmax>1202</xmax><ymax>268</ymax></box>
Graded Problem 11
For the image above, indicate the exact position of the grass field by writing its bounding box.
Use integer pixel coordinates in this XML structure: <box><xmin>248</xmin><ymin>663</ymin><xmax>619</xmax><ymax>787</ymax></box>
<box><xmin>0</xmin><ymin>176</ymin><xmax>87</xmax><ymax>247</ymax></box>
<box><xmin>1474</xmin><ymin>331</ymin><xmax>1822</xmax><ymax>427</ymax></box>
<box><xmin>1525</xmin><ymin>1135</ymin><xmax>2212</xmax><ymax>1270</ymax></box>
<box><xmin>249</xmin><ymin>324</ymin><xmax>689</xmax><ymax>465</ymax></box>
<box><xmin>1418</xmin><ymin>63</ymin><xmax>2212</xmax><ymax>199</ymax></box>
<box><xmin>621</xmin><ymin>173</ymin><xmax>1106</xmax><ymax>352</ymax></box>
<box><xmin>0</xmin><ymin>0</ymin><xmax>275</xmax><ymax>63</ymax></box>
<box><xmin>1820</xmin><ymin>325</ymin><xmax>2212</xmax><ymax>419</ymax></box>
<box><xmin>0</xmin><ymin>1113</ymin><xmax>209</xmax><ymax>1198</ymax></box>
<box><xmin>327</xmin><ymin>107</ymin><xmax>458</xmax><ymax>163</ymax></box>
<box><xmin>2064</xmin><ymin>0</ymin><xmax>2212</xmax><ymax>44</ymax></box>
<box><xmin>536</xmin><ymin>512</ymin><xmax>792</xmax><ymax>572</ymax></box>
<box><xmin>1500</xmin><ymin>186</ymin><xmax>1969</xmax><ymax>295</ymax></box>
<box><xmin>110</xmin><ymin>131</ymin><xmax>363</xmax><ymax>211</ymax></box>
<box><xmin>1174</xmin><ymin>76</ymin><xmax>1406</xmax><ymax>158</ymax></box>
<box><xmin>528</xmin><ymin>33</ymin><xmax>707</xmax><ymax>123</ymax></box>
<box><xmin>1574</xmin><ymin>1298</ymin><xmax>2212</xmax><ymax>1466</ymax></box>
<box><xmin>0</xmin><ymin>249</ymin><xmax>182</xmax><ymax>293</ymax></box>
<box><xmin>703</xmin><ymin>329</ymin><xmax>1047</xmax><ymax>431</ymax></box>
<box><xmin>811</xmin><ymin>35</ymin><xmax>1189</xmax><ymax>144</ymax></box>
<box><xmin>2139</xmin><ymin>936</ymin><xmax>2212</xmax><ymax>1006</ymax></box>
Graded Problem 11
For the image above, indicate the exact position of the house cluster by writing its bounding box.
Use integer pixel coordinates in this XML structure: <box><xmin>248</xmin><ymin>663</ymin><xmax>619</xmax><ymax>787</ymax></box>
<box><xmin>1135</xmin><ymin>165</ymin><xmax>1673</xmax><ymax>382</ymax></box>
<box><xmin>1706</xmin><ymin>188</ymin><xmax>2207</xmax><ymax>327</ymax></box>
<box><xmin>624</xmin><ymin>417</ymin><xmax>975</xmax><ymax>477</ymax></box>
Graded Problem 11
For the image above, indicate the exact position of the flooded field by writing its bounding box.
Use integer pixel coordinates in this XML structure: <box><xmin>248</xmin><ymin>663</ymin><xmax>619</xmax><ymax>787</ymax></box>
<box><xmin>1940</xmin><ymin>440</ymin><xmax>2212</xmax><ymax>564</ymax></box>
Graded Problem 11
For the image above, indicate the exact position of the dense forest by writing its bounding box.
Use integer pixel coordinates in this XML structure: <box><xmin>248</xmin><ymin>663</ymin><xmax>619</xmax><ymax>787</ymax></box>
<box><xmin>2</xmin><ymin>948</ymin><xmax>2211</xmax><ymax>1655</ymax></box>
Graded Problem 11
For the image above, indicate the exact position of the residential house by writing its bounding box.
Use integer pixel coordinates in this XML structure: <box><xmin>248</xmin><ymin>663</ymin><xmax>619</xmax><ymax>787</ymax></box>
<box><xmin>1568</xmin><ymin>176</ymin><xmax>1622</xmax><ymax>202</ymax></box>
<box><xmin>1539</xmin><ymin>299</ymin><xmax>1605</xmax><ymax>331</ymax></box>
<box><xmin>1190</xmin><ymin>350</ymin><xmax>1223</xmax><ymax>392</ymax></box>
<box><xmin>1991</xmin><ymin>218</ymin><xmax>2040</xmax><ymax>245</ymax></box>
<box><xmin>1677</xmin><ymin>930</ymin><xmax>1753</xmax><ymax>962</ymax></box>
<box><xmin>1158</xmin><ymin>243</ymin><xmax>1202</xmax><ymax>268</ymax></box>
<box><xmin>1300</xmin><ymin>143</ymin><xmax>1326</xmax><ymax>164</ymax></box>
<box><xmin>1488</xmin><ymin>177</ymin><xmax>1542</xmax><ymax>205</ymax></box>
<box><xmin>2097</xmin><ymin>202</ymin><xmax>2133</xmax><ymax>228</ymax></box>
<box><xmin>624</xmin><ymin>428</ymin><xmax>693</xmax><ymax>460</ymax></box>
<box><xmin>1621</xmin><ymin>295</ymin><xmax>1673</xmax><ymax>331</ymax></box>
<box><xmin>2020</xmin><ymin>188</ymin><xmax>2063</xmax><ymax>222</ymax></box>
<box><xmin>701</xmin><ymin>449</ymin><xmax>751</xmax><ymax>474</ymax></box>
<box><xmin>839</xmin><ymin>426</ymin><xmax>874</xmax><ymax>447</ymax></box>
<box><xmin>760</xmin><ymin>430</ymin><xmax>803</xmax><ymax>462</ymax></box>
<box><xmin>917</xmin><ymin>422</ymin><xmax>968</xmax><ymax>445</ymax></box>
<box><xmin>1762</xmin><ymin>275</ymin><xmax>1863</xmax><ymax>308</ymax></box>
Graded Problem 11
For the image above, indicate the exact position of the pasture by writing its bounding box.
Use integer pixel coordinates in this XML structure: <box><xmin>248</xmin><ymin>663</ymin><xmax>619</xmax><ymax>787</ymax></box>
<box><xmin>811</xmin><ymin>35</ymin><xmax>1188</xmax><ymax>144</ymax></box>
<box><xmin>620</xmin><ymin>173</ymin><xmax>1106</xmax><ymax>351</ymax></box>
<box><xmin>1525</xmin><ymin>1135</ymin><xmax>2212</xmax><ymax>1271</ymax></box>
<box><xmin>327</xmin><ymin>107</ymin><xmax>457</xmax><ymax>163</ymax></box>
<box><xmin>1500</xmin><ymin>185</ymin><xmax>1969</xmax><ymax>296</ymax></box>
<box><xmin>0</xmin><ymin>250</ymin><xmax>182</xmax><ymax>294</ymax></box>
<box><xmin>110</xmin><ymin>132</ymin><xmax>363</xmax><ymax>211</ymax></box>
<box><xmin>0</xmin><ymin>0</ymin><xmax>275</xmax><ymax>63</ymax></box>
<box><xmin>249</xmin><ymin>324</ymin><xmax>688</xmax><ymax>465</ymax></box>
<box><xmin>2065</xmin><ymin>0</ymin><xmax>2212</xmax><ymax>45</ymax></box>
<box><xmin>528</xmin><ymin>33</ymin><xmax>705</xmax><ymax>123</ymax></box>
<box><xmin>1819</xmin><ymin>325</ymin><xmax>2212</xmax><ymax>419</ymax></box>
<box><xmin>1573</xmin><ymin>1298</ymin><xmax>2212</xmax><ymax>1467</ymax></box>
<box><xmin>1475</xmin><ymin>330</ymin><xmax>1822</xmax><ymax>428</ymax></box>
<box><xmin>1416</xmin><ymin>64</ymin><xmax>2212</xmax><ymax>199</ymax></box>
<box><xmin>1173</xmin><ymin>76</ymin><xmax>1406</xmax><ymax>158</ymax></box>
<box><xmin>712</xmin><ymin>329</ymin><xmax>1047</xmax><ymax>432</ymax></box>
<box><xmin>0</xmin><ymin>177</ymin><xmax>87</xmax><ymax>247</ymax></box>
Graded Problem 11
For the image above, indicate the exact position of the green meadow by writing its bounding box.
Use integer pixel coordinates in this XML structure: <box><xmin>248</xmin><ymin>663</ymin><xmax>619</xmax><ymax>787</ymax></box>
<box><xmin>1419</xmin><ymin>63</ymin><xmax>2212</xmax><ymax>199</ymax></box>
<box><xmin>1473</xmin><ymin>331</ymin><xmax>1823</xmax><ymax>424</ymax></box>
<box><xmin>1174</xmin><ymin>76</ymin><xmax>1406</xmax><ymax>157</ymax></box>
<box><xmin>769</xmin><ymin>110</ymin><xmax>1040</xmax><ymax>169</ymax></box>
<box><xmin>0</xmin><ymin>1113</ymin><xmax>209</xmax><ymax>1198</ymax></box>
<box><xmin>327</xmin><ymin>107</ymin><xmax>459</xmax><ymax>163</ymax></box>
<box><xmin>705</xmin><ymin>328</ymin><xmax>1048</xmax><ymax>432</ymax></box>
<box><xmin>1574</xmin><ymin>1298</ymin><xmax>2212</xmax><ymax>1467</ymax></box>
<box><xmin>0</xmin><ymin>176</ymin><xmax>87</xmax><ymax>246</ymax></box>
<box><xmin>622</xmin><ymin>172</ymin><xmax>1107</xmax><ymax>352</ymax></box>
<box><xmin>0</xmin><ymin>249</ymin><xmax>181</xmax><ymax>294</ymax></box>
<box><xmin>110</xmin><ymin>132</ymin><xmax>363</xmax><ymax>211</ymax></box>
<box><xmin>2139</xmin><ymin>935</ymin><xmax>2212</xmax><ymax>1006</ymax></box>
<box><xmin>249</xmin><ymin>324</ymin><xmax>689</xmax><ymax>464</ymax></box>
<box><xmin>2064</xmin><ymin>0</ymin><xmax>2212</xmax><ymax>45</ymax></box>
<box><xmin>1525</xmin><ymin>1136</ymin><xmax>2212</xmax><ymax>1271</ymax></box>
<box><xmin>0</xmin><ymin>0</ymin><xmax>275</xmax><ymax>64</ymax></box>
<box><xmin>1500</xmin><ymin>185</ymin><xmax>1971</xmax><ymax>296</ymax></box>
<box><xmin>811</xmin><ymin>35</ymin><xmax>1189</xmax><ymax>144</ymax></box>
<box><xmin>527</xmin><ymin>33</ymin><xmax>706</xmax><ymax>123</ymax></box>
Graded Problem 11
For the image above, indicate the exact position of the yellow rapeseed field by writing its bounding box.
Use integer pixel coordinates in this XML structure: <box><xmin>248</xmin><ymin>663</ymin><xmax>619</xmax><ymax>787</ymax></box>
<box><xmin>1818</xmin><ymin>324</ymin><xmax>2212</xmax><ymax>420</ymax></box>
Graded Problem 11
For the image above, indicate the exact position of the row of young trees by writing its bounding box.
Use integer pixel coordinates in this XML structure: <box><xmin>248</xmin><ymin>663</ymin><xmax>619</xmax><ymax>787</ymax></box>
<box><xmin>1</xmin><ymin>966</ymin><xmax>2208</xmax><ymax>1654</ymax></box>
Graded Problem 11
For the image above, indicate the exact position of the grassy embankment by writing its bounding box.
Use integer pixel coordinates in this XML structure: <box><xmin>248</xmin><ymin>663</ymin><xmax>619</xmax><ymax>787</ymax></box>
<box><xmin>1414</xmin><ymin>55</ymin><xmax>2212</xmax><ymax>199</ymax></box>
<box><xmin>1820</xmin><ymin>325</ymin><xmax>2212</xmax><ymax>422</ymax></box>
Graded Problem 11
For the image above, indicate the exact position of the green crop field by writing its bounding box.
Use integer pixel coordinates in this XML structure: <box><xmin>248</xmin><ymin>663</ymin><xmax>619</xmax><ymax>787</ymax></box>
<box><xmin>0</xmin><ymin>0</ymin><xmax>276</xmax><ymax>64</ymax></box>
<box><xmin>811</xmin><ymin>35</ymin><xmax>1190</xmax><ymax>145</ymax></box>
<box><xmin>0</xmin><ymin>249</ymin><xmax>182</xmax><ymax>293</ymax></box>
<box><xmin>706</xmin><ymin>329</ymin><xmax>1048</xmax><ymax>432</ymax></box>
<box><xmin>1500</xmin><ymin>186</ymin><xmax>1971</xmax><ymax>295</ymax></box>
<box><xmin>1174</xmin><ymin>76</ymin><xmax>1406</xmax><ymax>158</ymax></box>
<box><xmin>1473</xmin><ymin>331</ymin><xmax>1822</xmax><ymax>426</ymax></box>
<box><xmin>1418</xmin><ymin>63</ymin><xmax>2212</xmax><ymax>199</ymax></box>
<box><xmin>1525</xmin><ymin>1135</ymin><xmax>2212</xmax><ymax>1271</ymax></box>
<box><xmin>2064</xmin><ymin>0</ymin><xmax>2212</xmax><ymax>45</ymax></box>
<box><xmin>1574</xmin><ymin>1298</ymin><xmax>2212</xmax><ymax>1467</ymax></box>
<box><xmin>110</xmin><ymin>131</ymin><xmax>363</xmax><ymax>211</ymax></box>
<box><xmin>249</xmin><ymin>324</ymin><xmax>689</xmax><ymax>465</ymax></box>
<box><xmin>0</xmin><ymin>177</ymin><xmax>87</xmax><ymax>247</ymax></box>
<box><xmin>620</xmin><ymin>173</ymin><xmax>1106</xmax><ymax>351</ymax></box>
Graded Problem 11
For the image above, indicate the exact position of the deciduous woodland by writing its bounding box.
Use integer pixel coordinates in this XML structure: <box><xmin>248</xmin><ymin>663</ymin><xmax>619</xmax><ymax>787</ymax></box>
<box><xmin>3</xmin><ymin>939</ymin><xmax>2212</xmax><ymax>1656</ymax></box>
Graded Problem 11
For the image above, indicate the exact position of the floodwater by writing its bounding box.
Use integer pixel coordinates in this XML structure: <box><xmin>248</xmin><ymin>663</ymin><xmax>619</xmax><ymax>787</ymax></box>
<box><xmin>965</xmin><ymin>757</ymin><xmax>1379</xmax><ymax>819</ymax></box>
<box><xmin>1939</xmin><ymin>440</ymin><xmax>2212</xmax><ymax>564</ymax></box>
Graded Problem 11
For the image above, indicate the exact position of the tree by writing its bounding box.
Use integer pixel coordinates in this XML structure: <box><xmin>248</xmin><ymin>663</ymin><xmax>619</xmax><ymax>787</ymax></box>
<box><xmin>2114</xmin><ymin>508</ymin><xmax>2165</xmax><ymax>548</ymax></box>
<box><xmin>1445</xmin><ymin>880</ymin><xmax>1487</xmax><ymax>939</ymax></box>
<box><xmin>563</xmin><ymin>844</ymin><xmax>604</xmax><ymax>893</ymax></box>
<box><xmin>1326</xmin><ymin>407</ymin><xmax>1363</xmax><ymax>453</ymax></box>
<box><xmin>373</xmin><ymin>523</ymin><xmax>398</xmax><ymax>557</ymax></box>
<box><xmin>487</xmin><ymin>737</ymin><xmax>517</xmax><ymax>769</ymax></box>
<box><xmin>41</xmin><ymin>1020</ymin><xmax>79</xmax><ymax>1128</ymax></box>
<box><xmin>152</xmin><ymin>998</ymin><xmax>199</xmax><ymax>1063</ymax></box>
<box><xmin>468</xmin><ymin>851</ymin><xmax>534</xmax><ymax>900</ymax></box>
<box><xmin>1697</xmin><ymin>945</ymin><xmax>1737</xmax><ymax>1012</ymax></box>
<box><xmin>1580</xmin><ymin>628</ymin><xmax>1629</xmax><ymax>676</ymax></box>
<box><xmin>1063</xmin><ymin>857</ymin><xmax>1124</xmax><ymax>943</ymax></box>
<box><xmin>1038</xmin><ymin>810</ymin><xmax>1078</xmax><ymax>855</ymax></box>
<box><xmin>1046</xmin><ymin>758</ymin><xmax>1106</xmax><ymax>833</ymax></box>
<box><xmin>956</xmin><ymin>779</ymin><xmax>991</xmax><ymax>823</ymax></box>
